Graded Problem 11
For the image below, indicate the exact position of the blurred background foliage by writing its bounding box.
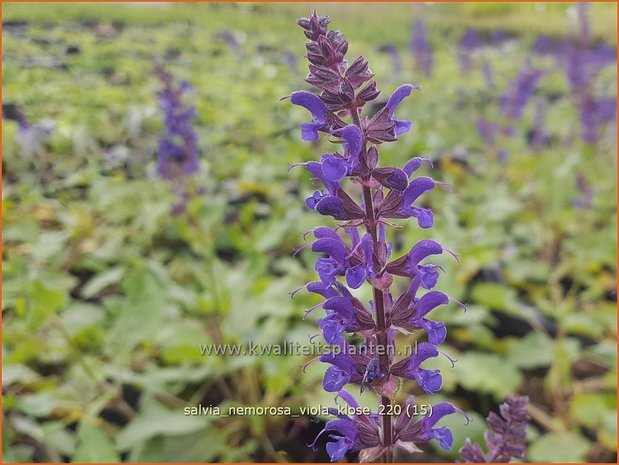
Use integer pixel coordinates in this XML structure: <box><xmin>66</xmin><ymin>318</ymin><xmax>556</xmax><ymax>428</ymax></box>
<box><xmin>2</xmin><ymin>2</ymin><xmax>617</xmax><ymax>463</ymax></box>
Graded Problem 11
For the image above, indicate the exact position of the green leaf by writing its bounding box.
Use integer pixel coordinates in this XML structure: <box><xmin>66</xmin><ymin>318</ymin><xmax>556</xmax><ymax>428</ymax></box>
<box><xmin>116</xmin><ymin>396</ymin><xmax>210</xmax><ymax>451</ymax></box>
<box><xmin>451</xmin><ymin>352</ymin><xmax>522</xmax><ymax>398</ymax></box>
<box><xmin>73</xmin><ymin>423</ymin><xmax>119</xmax><ymax>462</ymax></box>
<box><xmin>506</xmin><ymin>332</ymin><xmax>553</xmax><ymax>369</ymax></box>
<box><xmin>528</xmin><ymin>432</ymin><xmax>590</xmax><ymax>462</ymax></box>
<box><xmin>26</xmin><ymin>279</ymin><xmax>67</xmax><ymax>330</ymax></box>
<box><xmin>570</xmin><ymin>392</ymin><xmax>616</xmax><ymax>429</ymax></box>
<box><xmin>470</xmin><ymin>282</ymin><xmax>519</xmax><ymax>314</ymax></box>
<box><xmin>80</xmin><ymin>267</ymin><xmax>124</xmax><ymax>299</ymax></box>
<box><xmin>104</xmin><ymin>265</ymin><xmax>165</xmax><ymax>358</ymax></box>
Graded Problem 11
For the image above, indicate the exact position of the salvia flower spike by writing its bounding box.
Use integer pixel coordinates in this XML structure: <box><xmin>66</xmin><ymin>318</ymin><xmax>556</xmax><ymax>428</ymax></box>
<box><xmin>459</xmin><ymin>395</ymin><xmax>530</xmax><ymax>463</ymax></box>
<box><xmin>154</xmin><ymin>64</ymin><xmax>199</xmax><ymax>181</ymax></box>
<box><xmin>288</xmin><ymin>11</ymin><xmax>464</xmax><ymax>462</ymax></box>
<box><xmin>153</xmin><ymin>64</ymin><xmax>201</xmax><ymax>214</ymax></box>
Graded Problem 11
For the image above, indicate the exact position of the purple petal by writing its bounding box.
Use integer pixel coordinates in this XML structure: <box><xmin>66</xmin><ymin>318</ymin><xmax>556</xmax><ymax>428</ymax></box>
<box><xmin>306</xmin><ymin>191</ymin><xmax>325</xmax><ymax>209</ymax></box>
<box><xmin>420</xmin><ymin>319</ymin><xmax>447</xmax><ymax>345</ymax></box>
<box><xmin>324</xmin><ymin>296</ymin><xmax>356</xmax><ymax>321</ymax></box>
<box><xmin>314</xmin><ymin>226</ymin><xmax>341</xmax><ymax>240</ymax></box>
<box><xmin>312</xmin><ymin>237</ymin><xmax>348</xmax><ymax>262</ymax></box>
<box><xmin>291</xmin><ymin>91</ymin><xmax>328</xmax><ymax>123</ymax></box>
<box><xmin>319</xmin><ymin>316</ymin><xmax>346</xmax><ymax>345</ymax></box>
<box><xmin>315</xmin><ymin>258</ymin><xmax>340</xmax><ymax>286</ymax></box>
<box><xmin>300</xmin><ymin>122</ymin><xmax>322</xmax><ymax>141</ymax></box>
<box><xmin>419</xmin><ymin>265</ymin><xmax>440</xmax><ymax>289</ymax></box>
<box><xmin>416</xmin><ymin>368</ymin><xmax>442</xmax><ymax>394</ymax></box>
<box><xmin>341</xmin><ymin>124</ymin><xmax>362</xmax><ymax>159</ymax></box>
<box><xmin>422</xmin><ymin>402</ymin><xmax>456</xmax><ymax>430</ymax></box>
<box><xmin>307</xmin><ymin>281</ymin><xmax>337</xmax><ymax>298</ymax></box>
<box><xmin>415</xmin><ymin>291</ymin><xmax>449</xmax><ymax>317</ymax></box>
<box><xmin>403</xmin><ymin>176</ymin><xmax>436</xmax><ymax>205</ymax></box>
<box><xmin>326</xmin><ymin>437</ymin><xmax>353</xmax><ymax>461</ymax></box>
<box><xmin>316</xmin><ymin>196</ymin><xmax>345</xmax><ymax>219</ymax></box>
<box><xmin>336</xmin><ymin>390</ymin><xmax>360</xmax><ymax>409</ymax></box>
<box><xmin>408</xmin><ymin>240</ymin><xmax>444</xmax><ymax>266</ymax></box>
<box><xmin>412</xmin><ymin>207</ymin><xmax>434</xmax><ymax>229</ymax></box>
<box><xmin>373</xmin><ymin>167</ymin><xmax>408</xmax><ymax>191</ymax></box>
<box><xmin>403</xmin><ymin>157</ymin><xmax>431</xmax><ymax>176</ymax></box>
<box><xmin>413</xmin><ymin>342</ymin><xmax>439</xmax><ymax>365</ymax></box>
<box><xmin>324</xmin><ymin>366</ymin><xmax>350</xmax><ymax>392</ymax></box>
<box><xmin>432</xmin><ymin>426</ymin><xmax>453</xmax><ymax>451</ymax></box>
<box><xmin>394</xmin><ymin>119</ymin><xmax>412</xmax><ymax>136</ymax></box>
<box><xmin>305</xmin><ymin>161</ymin><xmax>340</xmax><ymax>194</ymax></box>
<box><xmin>345</xmin><ymin>265</ymin><xmax>367</xmax><ymax>289</ymax></box>
<box><xmin>321</xmin><ymin>154</ymin><xmax>348</xmax><ymax>181</ymax></box>
<box><xmin>386</xmin><ymin>84</ymin><xmax>414</xmax><ymax>118</ymax></box>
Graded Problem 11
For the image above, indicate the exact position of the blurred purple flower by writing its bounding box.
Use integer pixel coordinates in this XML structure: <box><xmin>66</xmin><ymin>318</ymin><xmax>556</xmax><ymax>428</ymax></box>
<box><xmin>410</xmin><ymin>19</ymin><xmax>433</xmax><ymax>77</ymax></box>
<box><xmin>459</xmin><ymin>395</ymin><xmax>530</xmax><ymax>462</ymax></box>
<box><xmin>457</xmin><ymin>29</ymin><xmax>479</xmax><ymax>74</ymax></box>
<box><xmin>499</xmin><ymin>66</ymin><xmax>543</xmax><ymax>121</ymax></box>
<box><xmin>154</xmin><ymin>65</ymin><xmax>200</xmax><ymax>180</ymax></box>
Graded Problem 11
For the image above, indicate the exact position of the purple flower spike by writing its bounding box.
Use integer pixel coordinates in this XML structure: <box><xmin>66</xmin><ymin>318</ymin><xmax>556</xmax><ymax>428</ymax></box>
<box><xmin>290</xmin><ymin>11</ymin><xmax>462</xmax><ymax>461</ymax></box>
<box><xmin>291</xmin><ymin>91</ymin><xmax>330</xmax><ymax>141</ymax></box>
<box><xmin>460</xmin><ymin>396</ymin><xmax>530</xmax><ymax>462</ymax></box>
<box><xmin>385</xmin><ymin>84</ymin><xmax>416</xmax><ymax>136</ymax></box>
<box><xmin>154</xmin><ymin>65</ymin><xmax>200</xmax><ymax>181</ymax></box>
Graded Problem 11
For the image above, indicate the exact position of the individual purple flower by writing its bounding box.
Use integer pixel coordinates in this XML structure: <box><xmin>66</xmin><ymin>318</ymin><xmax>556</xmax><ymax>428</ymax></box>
<box><xmin>387</xmin><ymin>289</ymin><xmax>457</xmax><ymax>345</ymax></box>
<box><xmin>319</xmin><ymin>335</ymin><xmax>389</xmax><ymax>392</ymax></box>
<box><xmin>378</xmin><ymin>176</ymin><xmax>449</xmax><ymax>228</ymax></box>
<box><xmin>310</xmin><ymin>390</ymin><xmax>381</xmax><ymax>461</ymax></box>
<box><xmin>385</xmin><ymin>239</ymin><xmax>452</xmax><ymax>289</ymax></box>
<box><xmin>318</xmin><ymin>293</ymin><xmax>374</xmax><ymax>346</ymax></box>
<box><xmin>385</xmin><ymin>84</ymin><xmax>416</xmax><ymax>136</ymax></box>
<box><xmin>459</xmin><ymin>395</ymin><xmax>530</xmax><ymax>462</ymax></box>
<box><xmin>290</xmin><ymin>91</ymin><xmax>339</xmax><ymax>141</ymax></box>
<box><xmin>390</xmin><ymin>342</ymin><xmax>442</xmax><ymax>393</ymax></box>
<box><xmin>393</xmin><ymin>397</ymin><xmax>460</xmax><ymax>452</ymax></box>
